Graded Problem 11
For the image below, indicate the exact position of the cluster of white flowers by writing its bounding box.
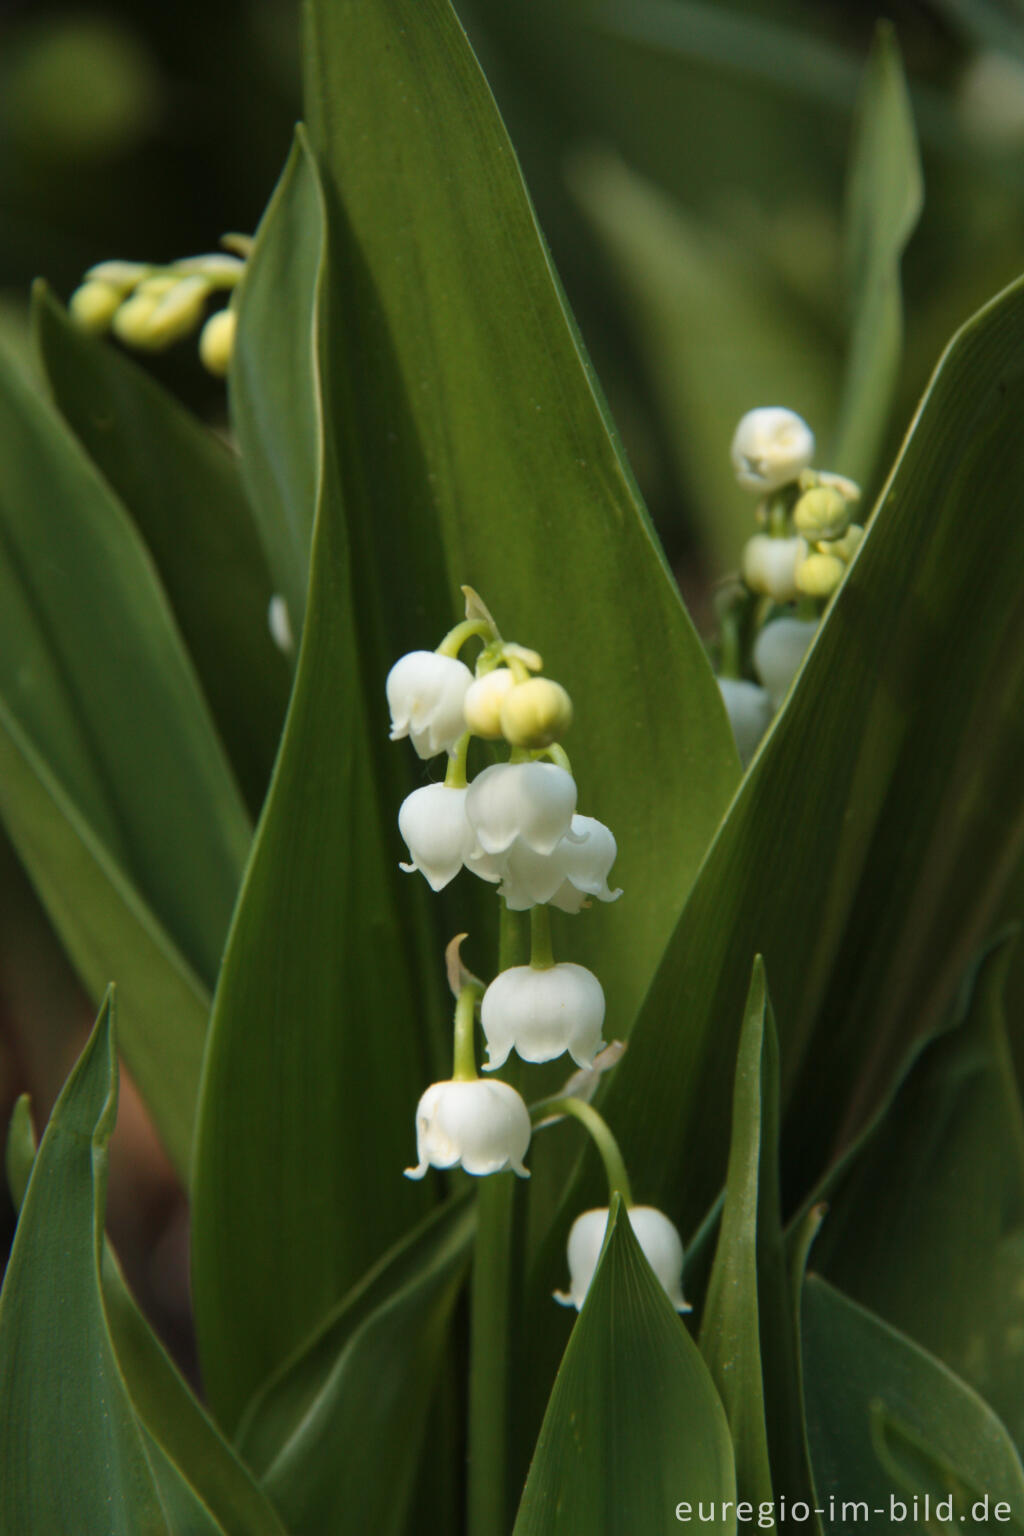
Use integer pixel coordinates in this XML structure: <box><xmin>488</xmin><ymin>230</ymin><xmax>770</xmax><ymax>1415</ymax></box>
<box><xmin>386</xmin><ymin>596</ymin><xmax>687</xmax><ymax>1314</ymax></box>
<box><xmin>717</xmin><ymin>408</ymin><xmax>863</xmax><ymax>765</ymax></box>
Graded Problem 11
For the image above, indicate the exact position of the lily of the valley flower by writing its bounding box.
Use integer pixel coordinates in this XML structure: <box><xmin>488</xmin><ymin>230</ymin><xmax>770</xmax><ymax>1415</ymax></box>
<box><xmin>716</xmin><ymin>676</ymin><xmax>773</xmax><ymax>767</ymax></box>
<box><xmin>481</xmin><ymin>962</ymin><xmax>606</xmax><ymax>1070</ymax></box>
<box><xmin>472</xmin><ymin>813</ymin><xmax>621</xmax><ymax>912</ymax></box>
<box><xmin>554</xmin><ymin>1205</ymin><xmax>689</xmax><ymax>1311</ymax></box>
<box><xmin>387</xmin><ymin>650</ymin><xmax>473</xmax><ymax>758</ymax></box>
<box><xmin>741</xmin><ymin>533</ymin><xmax>808</xmax><ymax>603</ymax></box>
<box><xmin>398</xmin><ymin>784</ymin><xmax>475</xmax><ymax>891</ymax></box>
<box><xmin>404</xmin><ymin>1078</ymin><xmax>531</xmax><ymax>1179</ymax></box>
<box><xmin>752</xmin><ymin>616</ymin><xmax>818</xmax><ymax>708</ymax></box>
<box><xmin>465</xmin><ymin>761</ymin><xmax>577</xmax><ymax>857</ymax></box>
<box><xmin>731</xmin><ymin>407</ymin><xmax>815</xmax><ymax>493</ymax></box>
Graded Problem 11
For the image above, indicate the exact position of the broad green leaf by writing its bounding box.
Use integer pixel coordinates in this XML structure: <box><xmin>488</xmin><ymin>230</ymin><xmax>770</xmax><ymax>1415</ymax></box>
<box><xmin>514</xmin><ymin>1196</ymin><xmax>736</xmax><ymax>1535</ymax></box>
<box><xmin>802</xmin><ymin>1277</ymin><xmax>1024</xmax><ymax>1531</ymax></box>
<box><xmin>304</xmin><ymin>0</ymin><xmax>740</xmax><ymax>1043</ymax></box>
<box><xmin>0</xmin><ymin>999</ymin><xmax>222</xmax><ymax>1533</ymax></box>
<box><xmin>236</xmin><ymin>1196</ymin><xmax>474</xmax><ymax>1536</ymax></box>
<box><xmin>571</xmin><ymin>151</ymin><xmax>840</xmax><ymax>571</ymax></box>
<box><xmin>191</xmin><ymin>141</ymin><xmax>430</xmax><ymax>1433</ymax></box>
<box><xmin>0</xmin><ymin>340</ymin><xmax>250</xmax><ymax>990</ymax></box>
<box><xmin>33</xmin><ymin>285</ymin><xmax>290</xmax><ymax>818</ymax></box>
<box><xmin>700</xmin><ymin>958</ymin><xmax>809</xmax><ymax>1513</ymax></box>
<box><xmin>230</xmin><ymin>130</ymin><xmax>324</xmax><ymax>629</ymax></box>
<box><xmin>812</xmin><ymin>936</ymin><xmax>1024</xmax><ymax>1451</ymax></box>
<box><xmin>0</xmin><ymin>700</ymin><xmax>208</xmax><ymax>1177</ymax></box>
<box><xmin>3</xmin><ymin>1088</ymin><xmax>288</xmax><ymax>1536</ymax></box>
<box><xmin>831</xmin><ymin>25</ymin><xmax>923</xmax><ymax>484</ymax></box>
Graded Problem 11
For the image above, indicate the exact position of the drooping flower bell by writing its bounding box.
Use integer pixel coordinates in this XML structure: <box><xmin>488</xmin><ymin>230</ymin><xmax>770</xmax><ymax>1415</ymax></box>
<box><xmin>731</xmin><ymin>407</ymin><xmax>815</xmax><ymax>493</ymax></box>
<box><xmin>465</xmin><ymin>761</ymin><xmax>577</xmax><ymax>858</ymax></box>
<box><xmin>491</xmin><ymin>813</ymin><xmax>621</xmax><ymax>913</ymax></box>
<box><xmin>398</xmin><ymin>784</ymin><xmax>475</xmax><ymax>891</ymax></box>
<box><xmin>404</xmin><ymin>1078</ymin><xmax>531</xmax><ymax>1179</ymax></box>
<box><xmin>481</xmin><ymin>962</ymin><xmax>606</xmax><ymax>1070</ymax></box>
<box><xmin>387</xmin><ymin>650</ymin><xmax>474</xmax><ymax>759</ymax></box>
<box><xmin>554</xmin><ymin>1205</ymin><xmax>689</xmax><ymax>1311</ymax></box>
<box><xmin>716</xmin><ymin>676</ymin><xmax>773</xmax><ymax>767</ymax></box>
<box><xmin>741</xmin><ymin>534</ymin><xmax>808</xmax><ymax>603</ymax></box>
<box><xmin>752</xmin><ymin>616</ymin><xmax>818</xmax><ymax>708</ymax></box>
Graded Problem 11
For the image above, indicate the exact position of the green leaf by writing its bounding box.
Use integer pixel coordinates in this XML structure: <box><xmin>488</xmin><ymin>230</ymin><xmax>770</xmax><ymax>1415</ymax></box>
<box><xmin>700</xmin><ymin>958</ymin><xmax>810</xmax><ymax>1513</ymax></box>
<box><xmin>0</xmin><ymin>340</ymin><xmax>251</xmax><ymax>990</ymax></box>
<box><xmin>802</xmin><ymin>1277</ymin><xmax>1024</xmax><ymax>1531</ymax></box>
<box><xmin>568</xmin><ymin>270</ymin><xmax>1024</xmax><ymax>1247</ymax></box>
<box><xmin>831</xmin><ymin>24</ymin><xmax>923</xmax><ymax>484</ymax></box>
<box><xmin>0</xmin><ymin>700</ymin><xmax>208</xmax><ymax>1177</ymax></box>
<box><xmin>191</xmin><ymin>141</ymin><xmax>431</xmax><ymax>1434</ymax></box>
<box><xmin>570</xmin><ymin>151</ymin><xmax>840</xmax><ymax>571</ymax></box>
<box><xmin>236</xmin><ymin>1195</ymin><xmax>474</xmax><ymax>1536</ymax></box>
<box><xmin>230</xmin><ymin>130</ymin><xmax>325</xmax><ymax>629</ymax></box>
<box><xmin>514</xmin><ymin>1196</ymin><xmax>737</xmax><ymax>1534</ymax></box>
<box><xmin>303</xmin><ymin>0</ymin><xmax>740</xmax><ymax>1043</ymax></box>
<box><xmin>0</xmin><ymin>996</ymin><xmax>281</xmax><ymax>1535</ymax></box>
<box><xmin>33</xmin><ymin>284</ymin><xmax>290</xmax><ymax>818</ymax></box>
<box><xmin>812</xmin><ymin>935</ymin><xmax>1024</xmax><ymax>1452</ymax></box>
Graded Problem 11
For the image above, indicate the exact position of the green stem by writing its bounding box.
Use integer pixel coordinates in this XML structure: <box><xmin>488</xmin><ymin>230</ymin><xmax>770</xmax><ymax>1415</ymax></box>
<box><xmin>452</xmin><ymin>983</ymin><xmax>481</xmax><ymax>1081</ymax></box>
<box><xmin>445</xmin><ymin>732</ymin><xmax>471</xmax><ymax>789</ymax></box>
<box><xmin>535</xmin><ymin>741</ymin><xmax>572</xmax><ymax>775</ymax></box>
<box><xmin>529</xmin><ymin>905</ymin><xmax>555</xmax><ymax>970</ymax></box>
<box><xmin>436</xmin><ymin>617</ymin><xmax>493</xmax><ymax>658</ymax></box>
<box><xmin>719</xmin><ymin>610</ymin><xmax>742</xmax><ymax>680</ymax></box>
<box><xmin>795</xmin><ymin>595</ymin><xmax>820</xmax><ymax>623</ymax></box>
<box><xmin>530</xmin><ymin>1096</ymin><xmax>633</xmax><ymax>1206</ymax></box>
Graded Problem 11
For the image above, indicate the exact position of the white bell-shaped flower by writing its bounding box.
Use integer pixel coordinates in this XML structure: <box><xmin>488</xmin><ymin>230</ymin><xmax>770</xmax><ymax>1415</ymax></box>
<box><xmin>554</xmin><ymin>1205</ymin><xmax>689</xmax><ymax>1311</ymax></box>
<box><xmin>741</xmin><ymin>534</ymin><xmax>808</xmax><ymax>603</ymax></box>
<box><xmin>387</xmin><ymin>650</ymin><xmax>473</xmax><ymax>759</ymax></box>
<box><xmin>492</xmin><ymin>814</ymin><xmax>622</xmax><ymax>912</ymax></box>
<box><xmin>753</xmin><ymin>617</ymin><xmax>818</xmax><ymax>708</ymax></box>
<box><xmin>404</xmin><ymin>1078</ymin><xmax>531</xmax><ymax>1179</ymax></box>
<box><xmin>398</xmin><ymin>783</ymin><xmax>475</xmax><ymax>891</ymax></box>
<box><xmin>717</xmin><ymin>677</ymin><xmax>773</xmax><ymax>767</ymax></box>
<box><xmin>731</xmin><ymin>407</ymin><xmax>815</xmax><ymax>493</ymax></box>
<box><xmin>465</xmin><ymin>761</ymin><xmax>576</xmax><ymax>857</ymax></box>
<box><xmin>481</xmin><ymin>962</ymin><xmax>606</xmax><ymax>1070</ymax></box>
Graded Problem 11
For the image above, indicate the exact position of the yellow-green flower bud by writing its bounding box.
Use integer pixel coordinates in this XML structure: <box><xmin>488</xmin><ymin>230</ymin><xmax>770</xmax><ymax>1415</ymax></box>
<box><xmin>199</xmin><ymin>308</ymin><xmax>237</xmax><ymax>377</ymax></box>
<box><xmin>142</xmin><ymin>275</ymin><xmax>211</xmax><ymax>349</ymax></box>
<box><xmin>68</xmin><ymin>280</ymin><xmax>122</xmax><ymax>333</ymax></box>
<box><xmin>463</xmin><ymin>668</ymin><xmax>515</xmax><ymax>739</ymax></box>
<box><xmin>111</xmin><ymin>289</ymin><xmax>163</xmax><ymax>349</ymax></box>
<box><xmin>795</xmin><ymin>551</ymin><xmax>844</xmax><ymax>598</ymax></box>
<box><xmin>829</xmin><ymin>523</ymin><xmax>865</xmax><ymax>563</ymax></box>
<box><xmin>793</xmin><ymin>486</ymin><xmax>850</xmax><ymax>541</ymax></box>
<box><xmin>500</xmin><ymin>678</ymin><xmax>573</xmax><ymax>749</ymax></box>
<box><xmin>84</xmin><ymin>260</ymin><xmax>149</xmax><ymax>289</ymax></box>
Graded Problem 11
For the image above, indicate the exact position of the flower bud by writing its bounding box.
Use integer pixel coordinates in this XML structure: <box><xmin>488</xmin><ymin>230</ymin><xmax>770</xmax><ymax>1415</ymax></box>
<box><xmin>814</xmin><ymin>470</ymin><xmax>861</xmax><ymax>504</ymax></box>
<box><xmin>463</xmin><ymin>668</ymin><xmax>515</xmax><ymax>739</ymax></box>
<box><xmin>139</xmin><ymin>275</ymin><xmax>212</xmax><ymax>349</ymax></box>
<box><xmin>500</xmin><ymin>677</ymin><xmax>573</xmax><ymax>749</ymax></box>
<box><xmin>752</xmin><ymin>617</ymin><xmax>817</xmax><ymax>708</ymax></box>
<box><xmin>716</xmin><ymin>677</ymin><xmax>772</xmax><ymax>767</ymax></box>
<box><xmin>554</xmin><ymin>1205</ymin><xmax>689</xmax><ymax>1311</ymax></box>
<box><xmin>792</xmin><ymin>486</ymin><xmax>850</xmax><ymax>541</ymax></box>
<box><xmin>84</xmin><ymin>260</ymin><xmax>149</xmax><ymax>289</ymax></box>
<box><xmin>741</xmin><ymin>534</ymin><xmax>807</xmax><ymax>603</ymax></box>
<box><xmin>795</xmin><ymin>550</ymin><xmax>844</xmax><ymax>598</ymax></box>
<box><xmin>199</xmin><ymin>308</ymin><xmax>236</xmax><ymax>377</ymax></box>
<box><xmin>111</xmin><ymin>289</ymin><xmax>163</xmax><ymax>350</ymax></box>
<box><xmin>405</xmin><ymin>1078</ymin><xmax>531</xmax><ymax>1179</ymax></box>
<box><xmin>465</xmin><ymin>761</ymin><xmax>576</xmax><ymax>857</ymax></box>
<box><xmin>482</xmin><ymin>962</ymin><xmax>606</xmax><ymax>1070</ymax></box>
<box><xmin>731</xmin><ymin>407</ymin><xmax>814</xmax><ymax>493</ymax></box>
<box><xmin>398</xmin><ymin>784</ymin><xmax>475</xmax><ymax>891</ymax></box>
<box><xmin>68</xmin><ymin>280</ymin><xmax>122</xmax><ymax>333</ymax></box>
<box><xmin>386</xmin><ymin>650</ymin><xmax>473</xmax><ymax>759</ymax></box>
<box><xmin>830</xmin><ymin>523</ymin><xmax>864</xmax><ymax>563</ymax></box>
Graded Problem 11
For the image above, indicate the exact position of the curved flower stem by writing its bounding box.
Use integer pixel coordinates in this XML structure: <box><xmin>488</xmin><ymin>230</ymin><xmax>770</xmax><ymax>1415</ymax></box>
<box><xmin>445</xmin><ymin>732</ymin><xmax>471</xmax><ymax>789</ymax></box>
<box><xmin>530</xmin><ymin>1096</ymin><xmax>633</xmax><ymax>1207</ymax></box>
<box><xmin>467</xmin><ymin>903</ymin><xmax>525</xmax><ymax>1536</ymax></box>
<box><xmin>529</xmin><ymin>905</ymin><xmax>555</xmax><ymax>970</ymax></box>
<box><xmin>436</xmin><ymin>617</ymin><xmax>494</xmax><ymax>658</ymax></box>
<box><xmin>452</xmin><ymin>982</ymin><xmax>482</xmax><ymax>1082</ymax></box>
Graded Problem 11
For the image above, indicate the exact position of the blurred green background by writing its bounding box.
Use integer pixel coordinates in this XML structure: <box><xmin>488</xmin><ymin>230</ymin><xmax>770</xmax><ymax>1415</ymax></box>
<box><xmin>2</xmin><ymin>0</ymin><xmax>1023</xmax><ymax>1367</ymax></box>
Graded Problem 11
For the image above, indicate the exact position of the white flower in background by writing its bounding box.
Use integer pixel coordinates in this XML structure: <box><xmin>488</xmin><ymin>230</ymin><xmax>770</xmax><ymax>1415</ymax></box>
<box><xmin>741</xmin><ymin>534</ymin><xmax>808</xmax><ymax>603</ymax></box>
<box><xmin>386</xmin><ymin>650</ymin><xmax>473</xmax><ymax>759</ymax></box>
<box><xmin>554</xmin><ymin>1205</ymin><xmax>689</xmax><ymax>1311</ymax></box>
<box><xmin>716</xmin><ymin>677</ymin><xmax>773</xmax><ymax>767</ymax></box>
<box><xmin>481</xmin><ymin>962</ymin><xmax>606</xmax><ymax>1070</ymax></box>
<box><xmin>463</xmin><ymin>668</ymin><xmax>516</xmax><ymax>739</ymax></box>
<box><xmin>482</xmin><ymin>813</ymin><xmax>622</xmax><ymax>912</ymax></box>
<box><xmin>267</xmin><ymin>594</ymin><xmax>294</xmax><ymax>655</ymax></box>
<box><xmin>753</xmin><ymin>616</ymin><xmax>818</xmax><ymax>708</ymax></box>
<box><xmin>398</xmin><ymin>784</ymin><xmax>475</xmax><ymax>891</ymax></box>
<box><xmin>465</xmin><ymin>761</ymin><xmax>577</xmax><ymax>857</ymax></box>
<box><xmin>731</xmin><ymin>407</ymin><xmax>815</xmax><ymax>493</ymax></box>
<box><xmin>404</xmin><ymin>1078</ymin><xmax>531</xmax><ymax>1179</ymax></box>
